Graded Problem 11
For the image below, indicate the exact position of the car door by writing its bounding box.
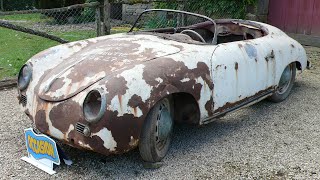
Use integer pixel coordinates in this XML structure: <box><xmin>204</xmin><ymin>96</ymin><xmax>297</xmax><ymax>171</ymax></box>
<box><xmin>210</xmin><ymin>37</ymin><xmax>276</xmax><ymax>115</ymax></box>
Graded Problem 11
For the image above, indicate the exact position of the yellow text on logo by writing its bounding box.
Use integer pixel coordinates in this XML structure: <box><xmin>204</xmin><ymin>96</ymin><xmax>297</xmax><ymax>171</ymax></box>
<box><xmin>27</xmin><ymin>135</ymin><xmax>55</xmax><ymax>158</ymax></box>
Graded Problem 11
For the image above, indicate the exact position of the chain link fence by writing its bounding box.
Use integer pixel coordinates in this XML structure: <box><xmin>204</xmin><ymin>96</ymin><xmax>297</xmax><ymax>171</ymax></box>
<box><xmin>107</xmin><ymin>1</ymin><xmax>254</xmax><ymax>32</ymax></box>
<box><xmin>0</xmin><ymin>2</ymin><xmax>98</xmax><ymax>41</ymax></box>
<box><xmin>0</xmin><ymin>1</ymin><xmax>100</xmax><ymax>79</ymax></box>
<box><xmin>1</xmin><ymin>1</ymin><xmax>253</xmax><ymax>40</ymax></box>
<box><xmin>0</xmin><ymin>0</ymin><xmax>255</xmax><ymax>80</ymax></box>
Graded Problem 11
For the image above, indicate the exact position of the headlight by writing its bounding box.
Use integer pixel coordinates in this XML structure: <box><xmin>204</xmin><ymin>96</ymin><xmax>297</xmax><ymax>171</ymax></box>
<box><xmin>83</xmin><ymin>89</ymin><xmax>107</xmax><ymax>123</ymax></box>
<box><xmin>18</xmin><ymin>64</ymin><xmax>32</xmax><ymax>90</ymax></box>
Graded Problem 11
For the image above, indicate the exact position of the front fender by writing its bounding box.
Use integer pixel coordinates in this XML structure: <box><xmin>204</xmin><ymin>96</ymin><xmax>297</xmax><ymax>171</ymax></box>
<box><xmin>103</xmin><ymin>55</ymin><xmax>214</xmax><ymax>124</ymax></box>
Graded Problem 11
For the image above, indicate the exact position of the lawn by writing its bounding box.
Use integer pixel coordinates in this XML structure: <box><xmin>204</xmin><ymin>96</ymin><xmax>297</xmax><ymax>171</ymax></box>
<box><xmin>0</xmin><ymin>13</ymin><xmax>130</xmax><ymax>80</ymax></box>
<box><xmin>0</xmin><ymin>27</ymin><xmax>131</xmax><ymax>80</ymax></box>
<box><xmin>0</xmin><ymin>13</ymin><xmax>48</xmax><ymax>23</ymax></box>
<box><xmin>0</xmin><ymin>27</ymin><xmax>59</xmax><ymax>80</ymax></box>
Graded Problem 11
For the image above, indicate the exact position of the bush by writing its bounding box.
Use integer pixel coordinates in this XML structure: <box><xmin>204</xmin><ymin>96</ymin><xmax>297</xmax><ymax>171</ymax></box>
<box><xmin>34</xmin><ymin>0</ymin><xmax>85</xmax><ymax>23</ymax></box>
<box><xmin>3</xmin><ymin>0</ymin><xmax>35</xmax><ymax>11</ymax></box>
<box><xmin>155</xmin><ymin>0</ymin><xmax>257</xmax><ymax>19</ymax></box>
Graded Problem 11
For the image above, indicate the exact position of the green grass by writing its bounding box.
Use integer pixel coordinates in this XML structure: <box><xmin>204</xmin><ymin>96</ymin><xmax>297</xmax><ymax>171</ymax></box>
<box><xmin>1</xmin><ymin>13</ymin><xmax>50</xmax><ymax>23</ymax></box>
<box><xmin>0</xmin><ymin>27</ymin><xmax>59</xmax><ymax>80</ymax></box>
<box><xmin>111</xmin><ymin>27</ymin><xmax>132</xmax><ymax>34</ymax></box>
<box><xmin>0</xmin><ymin>13</ymin><xmax>133</xmax><ymax>80</ymax></box>
<box><xmin>53</xmin><ymin>30</ymin><xmax>96</xmax><ymax>42</ymax></box>
<box><xmin>0</xmin><ymin>27</ymin><xmax>127</xmax><ymax>80</ymax></box>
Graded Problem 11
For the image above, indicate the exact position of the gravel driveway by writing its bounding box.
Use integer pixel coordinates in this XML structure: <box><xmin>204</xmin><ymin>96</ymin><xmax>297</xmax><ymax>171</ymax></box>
<box><xmin>1</xmin><ymin>47</ymin><xmax>319</xmax><ymax>179</ymax></box>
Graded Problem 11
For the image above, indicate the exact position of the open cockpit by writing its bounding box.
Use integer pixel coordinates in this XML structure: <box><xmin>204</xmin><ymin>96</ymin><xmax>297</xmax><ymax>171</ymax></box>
<box><xmin>130</xmin><ymin>9</ymin><xmax>268</xmax><ymax>45</ymax></box>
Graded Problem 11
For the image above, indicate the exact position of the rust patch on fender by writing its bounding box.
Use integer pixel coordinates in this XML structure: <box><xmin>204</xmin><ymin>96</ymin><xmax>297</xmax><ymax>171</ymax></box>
<box><xmin>205</xmin><ymin>97</ymin><xmax>214</xmax><ymax>116</ymax></box>
<box><xmin>235</xmin><ymin>62</ymin><xmax>239</xmax><ymax>70</ymax></box>
<box><xmin>105</xmin><ymin>76</ymin><xmax>128</xmax><ymax>104</ymax></box>
<box><xmin>49</xmin><ymin>100</ymin><xmax>82</xmax><ymax>133</ymax></box>
<box><xmin>34</xmin><ymin>110</ymin><xmax>49</xmax><ymax>133</ymax></box>
<box><xmin>142</xmin><ymin>58</ymin><xmax>213</xmax><ymax>101</ymax></box>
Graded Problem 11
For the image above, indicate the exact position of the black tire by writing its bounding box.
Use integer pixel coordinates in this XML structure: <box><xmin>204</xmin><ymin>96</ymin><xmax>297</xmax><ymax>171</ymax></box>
<box><xmin>139</xmin><ymin>97</ymin><xmax>173</xmax><ymax>162</ymax></box>
<box><xmin>269</xmin><ymin>63</ymin><xmax>296</xmax><ymax>102</ymax></box>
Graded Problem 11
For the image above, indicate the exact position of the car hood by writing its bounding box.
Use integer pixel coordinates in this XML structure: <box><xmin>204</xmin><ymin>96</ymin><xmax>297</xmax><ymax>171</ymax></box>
<box><xmin>36</xmin><ymin>34</ymin><xmax>181</xmax><ymax>101</ymax></box>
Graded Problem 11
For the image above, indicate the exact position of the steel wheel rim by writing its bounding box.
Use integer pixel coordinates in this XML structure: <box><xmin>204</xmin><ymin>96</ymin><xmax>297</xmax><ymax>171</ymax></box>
<box><xmin>155</xmin><ymin>100</ymin><xmax>172</xmax><ymax>151</ymax></box>
<box><xmin>277</xmin><ymin>65</ymin><xmax>293</xmax><ymax>94</ymax></box>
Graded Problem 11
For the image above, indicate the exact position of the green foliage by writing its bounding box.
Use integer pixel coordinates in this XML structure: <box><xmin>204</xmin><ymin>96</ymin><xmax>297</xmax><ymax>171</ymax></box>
<box><xmin>154</xmin><ymin>2</ymin><xmax>179</xmax><ymax>9</ymax></box>
<box><xmin>34</xmin><ymin>0</ymin><xmax>86</xmax><ymax>23</ymax></box>
<box><xmin>144</xmin><ymin>16</ymin><xmax>177</xmax><ymax>29</ymax></box>
<box><xmin>155</xmin><ymin>0</ymin><xmax>257</xmax><ymax>19</ymax></box>
<box><xmin>72</xmin><ymin>0</ymin><xmax>98</xmax><ymax>23</ymax></box>
<box><xmin>3</xmin><ymin>0</ymin><xmax>35</xmax><ymax>11</ymax></box>
<box><xmin>34</xmin><ymin>0</ymin><xmax>85</xmax><ymax>9</ymax></box>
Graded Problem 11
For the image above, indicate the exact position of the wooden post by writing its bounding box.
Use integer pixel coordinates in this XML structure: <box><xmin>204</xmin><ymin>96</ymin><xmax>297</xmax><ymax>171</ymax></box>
<box><xmin>178</xmin><ymin>0</ymin><xmax>186</xmax><ymax>26</ymax></box>
<box><xmin>0</xmin><ymin>0</ymin><xmax>4</xmax><ymax>11</ymax></box>
<box><xmin>99</xmin><ymin>1</ymin><xmax>105</xmax><ymax>35</ymax></box>
<box><xmin>96</xmin><ymin>5</ymin><xmax>102</xmax><ymax>36</ymax></box>
<box><xmin>257</xmin><ymin>0</ymin><xmax>269</xmax><ymax>22</ymax></box>
<box><xmin>103</xmin><ymin>0</ymin><xmax>111</xmax><ymax>35</ymax></box>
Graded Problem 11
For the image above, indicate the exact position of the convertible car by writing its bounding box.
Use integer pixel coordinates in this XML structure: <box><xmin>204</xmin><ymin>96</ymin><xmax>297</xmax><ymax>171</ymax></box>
<box><xmin>18</xmin><ymin>9</ymin><xmax>309</xmax><ymax>163</ymax></box>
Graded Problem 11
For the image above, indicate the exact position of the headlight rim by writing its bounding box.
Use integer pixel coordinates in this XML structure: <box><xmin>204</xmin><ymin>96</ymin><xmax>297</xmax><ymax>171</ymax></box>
<box><xmin>18</xmin><ymin>64</ymin><xmax>32</xmax><ymax>91</ymax></box>
<box><xmin>83</xmin><ymin>89</ymin><xmax>107</xmax><ymax>124</ymax></box>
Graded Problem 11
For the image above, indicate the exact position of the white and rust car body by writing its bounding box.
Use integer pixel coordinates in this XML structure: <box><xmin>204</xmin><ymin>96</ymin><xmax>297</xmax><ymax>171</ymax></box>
<box><xmin>18</xmin><ymin>9</ymin><xmax>309</xmax><ymax>158</ymax></box>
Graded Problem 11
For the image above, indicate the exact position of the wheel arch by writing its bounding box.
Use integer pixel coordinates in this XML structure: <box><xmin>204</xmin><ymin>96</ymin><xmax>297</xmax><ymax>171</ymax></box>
<box><xmin>143</xmin><ymin>84</ymin><xmax>201</xmax><ymax>126</ymax></box>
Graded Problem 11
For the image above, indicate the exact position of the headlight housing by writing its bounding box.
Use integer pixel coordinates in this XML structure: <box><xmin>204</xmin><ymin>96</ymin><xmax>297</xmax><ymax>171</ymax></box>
<box><xmin>83</xmin><ymin>89</ymin><xmax>107</xmax><ymax>123</ymax></box>
<box><xmin>18</xmin><ymin>64</ymin><xmax>32</xmax><ymax>91</ymax></box>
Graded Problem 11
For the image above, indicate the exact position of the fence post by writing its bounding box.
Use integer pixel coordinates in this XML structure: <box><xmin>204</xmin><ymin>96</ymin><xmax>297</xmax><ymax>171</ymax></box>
<box><xmin>257</xmin><ymin>0</ymin><xmax>269</xmax><ymax>22</ymax></box>
<box><xmin>0</xmin><ymin>0</ymin><xmax>4</xmax><ymax>11</ymax></box>
<box><xmin>178</xmin><ymin>0</ymin><xmax>186</xmax><ymax>26</ymax></box>
<box><xmin>96</xmin><ymin>4</ymin><xmax>102</xmax><ymax>36</ymax></box>
<box><xmin>103</xmin><ymin>0</ymin><xmax>111</xmax><ymax>35</ymax></box>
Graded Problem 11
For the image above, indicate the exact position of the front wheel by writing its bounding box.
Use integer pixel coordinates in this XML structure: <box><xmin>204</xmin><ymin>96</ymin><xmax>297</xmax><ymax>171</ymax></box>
<box><xmin>269</xmin><ymin>63</ymin><xmax>296</xmax><ymax>102</ymax></box>
<box><xmin>139</xmin><ymin>97</ymin><xmax>173</xmax><ymax>162</ymax></box>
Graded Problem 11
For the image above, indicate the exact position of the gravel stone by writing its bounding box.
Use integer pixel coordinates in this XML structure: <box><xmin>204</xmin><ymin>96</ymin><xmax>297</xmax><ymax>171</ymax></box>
<box><xmin>0</xmin><ymin>46</ymin><xmax>319</xmax><ymax>179</ymax></box>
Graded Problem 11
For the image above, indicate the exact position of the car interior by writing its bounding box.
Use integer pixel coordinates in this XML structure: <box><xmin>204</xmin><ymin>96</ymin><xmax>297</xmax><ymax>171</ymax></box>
<box><xmin>137</xmin><ymin>20</ymin><xmax>268</xmax><ymax>45</ymax></box>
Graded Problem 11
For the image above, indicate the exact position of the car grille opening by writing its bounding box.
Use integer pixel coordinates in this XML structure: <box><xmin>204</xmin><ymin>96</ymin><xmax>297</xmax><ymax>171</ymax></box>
<box><xmin>76</xmin><ymin>122</ymin><xmax>90</xmax><ymax>136</ymax></box>
<box><xmin>20</xmin><ymin>95</ymin><xmax>27</xmax><ymax>106</ymax></box>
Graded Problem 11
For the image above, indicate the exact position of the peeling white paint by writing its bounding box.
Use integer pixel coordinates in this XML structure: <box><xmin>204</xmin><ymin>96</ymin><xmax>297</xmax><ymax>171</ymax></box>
<box><xmin>66</xmin><ymin>124</ymin><xmax>74</xmax><ymax>139</ymax></box>
<box><xmin>110</xmin><ymin>64</ymin><xmax>152</xmax><ymax>117</ymax></box>
<box><xmin>181</xmin><ymin>78</ymin><xmax>190</xmax><ymax>83</ymax></box>
<box><xmin>92</xmin><ymin>128</ymin><xmax>117</xmax><ymax>151</ymax></box>
<box><xmin>195</xmin><ymin>76</ymin><xmax>211</xmax><ymax>118</ymax></box>
<box><xmin>78</xmin><ymin>141</ymin><xmax>93</xmax><ymax>150</ymax></box>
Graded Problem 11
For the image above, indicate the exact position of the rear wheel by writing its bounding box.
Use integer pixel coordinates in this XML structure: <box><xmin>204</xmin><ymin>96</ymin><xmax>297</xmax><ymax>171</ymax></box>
<box><xmin>269</xmin><ymin>63</ymin><xmax>296</xmax><ymax>102</ymax></box>
<box><xmin>139</xmin><ymin>97</ymin><xmax>173</xmax><ymax>162</ymax></box>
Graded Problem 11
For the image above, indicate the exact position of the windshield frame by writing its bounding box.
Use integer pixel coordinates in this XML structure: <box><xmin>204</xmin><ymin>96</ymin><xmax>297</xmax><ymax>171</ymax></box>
<box><xmin>129</xmin><ymin>9</ymin><xmax>218</xmax><ymax>44</ymax></box>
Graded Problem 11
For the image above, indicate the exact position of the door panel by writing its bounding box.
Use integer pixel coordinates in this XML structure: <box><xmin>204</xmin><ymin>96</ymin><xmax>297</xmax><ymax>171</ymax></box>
<box><xmin>211</xmin><ymin>38</ymin><xmax>275</xmax><ymax>113</ymax></box>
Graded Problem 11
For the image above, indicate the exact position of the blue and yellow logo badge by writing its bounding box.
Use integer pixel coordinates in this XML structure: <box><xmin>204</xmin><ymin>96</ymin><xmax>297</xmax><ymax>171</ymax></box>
<box><xmin>24</xmin><ymin>128</ymin><xmax>60</xmax><ymax>165</ymax></box>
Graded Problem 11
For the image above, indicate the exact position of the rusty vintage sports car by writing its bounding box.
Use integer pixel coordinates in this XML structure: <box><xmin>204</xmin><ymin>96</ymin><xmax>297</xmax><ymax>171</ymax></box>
<box><xmin>18</xmin><ymin>9</ymin><xmax>310</xmax><ymax>163</ymax></box>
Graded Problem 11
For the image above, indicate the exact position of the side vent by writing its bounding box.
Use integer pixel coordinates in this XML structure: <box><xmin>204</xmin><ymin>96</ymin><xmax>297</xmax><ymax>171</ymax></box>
<box><xmin>75</xmin><ymin>122</ymin><xmax>91</xmax><ymax>137</ymax></box>
<box><xmin>20</xmin><ymin>95</ymin><xmax>27</xmax><ymax>106</ymax></box>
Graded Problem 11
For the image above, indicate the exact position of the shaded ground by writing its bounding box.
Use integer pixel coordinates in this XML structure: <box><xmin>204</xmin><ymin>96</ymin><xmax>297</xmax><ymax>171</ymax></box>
<box><xmin>0</xmin><ymin>47</ymin><xmax>319</xmax><ymax>179</ymax></box>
